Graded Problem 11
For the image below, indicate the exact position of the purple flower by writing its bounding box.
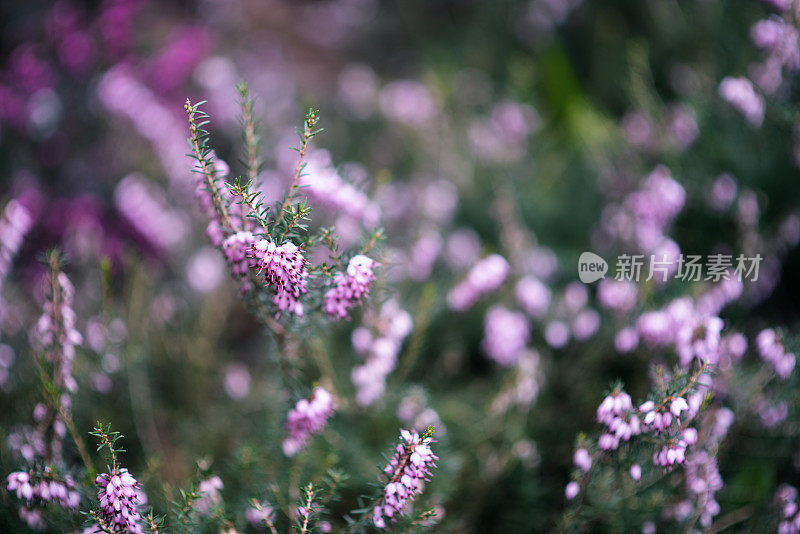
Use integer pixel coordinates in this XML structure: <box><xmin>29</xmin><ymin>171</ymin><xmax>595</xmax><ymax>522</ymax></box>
<box><xmin>221</xmin><ymin>231</ymin><xmax>257</xmax><ymax>277</ymax></box>
<box><xmin>373</xmin><ymin>429</ymin><xmax>437</xmax><ymax>529</ymax></box>
<box><xmin>447</xmin><ymin>254</ymin><xmax>509</xmax><ymax>311</ymax></box>
<box><xmin>706</xmin><ymin>173</ymin><xmax>738</xmax><ymax>212</ymax></box>
<box><xmin>35</xmin><ymin>271</ymin><xmax>82</xmax><ymax>395</ymax></box>
<box><xmin>482</xmin><ymin>306</ymin><xmax>530</xmax><ymax>367</ymax></box>
<box><xmin>565</xmin><ymin>481</ymin><xmax>580</xmax><ymax>500</ymax></box>
<box><xmin>676</xmin><ymin>314</ymin><xmax>724</xmax><ymax>367</ymax></box>
<box><xmin>282</xmin><ymin>387</ymin><xmax>335</xmax><ymax>456</ymax></box>
<box><xmin>757</xmin><ymin>328</ymin><xmax>796</xmax><ymax>379</ymax></box>
<box><xmin>195</xmin><ymin>476</ymin><xmax>223</xmax><ymax>515</ymax></box>
<box><xmin>515</xmin><ymin>276</ymin><xmax>551</xmax><ymax>318</ymax></box>
<box><xmin>7</xmin><ymin>471</ymin><xmax>34</xmax><ymax>501</ymax></box>
<box><xmin>96</xmin><ymin>468</ymin><xmax>144</xmax><ymax>533</ymax></box>
<box><xmin>630</xmin><ymin>464</ymin><xmax>642</xmax><ymax>481</ymax></box>
<box><xmin>248</xmin><ymin>239</ymin><xmax>309</xmax><ymax>317</ymax></box>
<box><xmin>246</xmin><ymin>501</ymin><xmax>275</xmax><ymax>527</ymax></box>
<box><xmin>573</xmin><ymin>448</ymin><xmax>592</xmax><ymax>472</ymax></box>
<box><xmin>597</xmin><ymin>279</ymin><xmax>637</xmax><ymax>313</ymax></box>
<box><xmin>0</xmin><ymin>198</ymin><xmax>34</xmax><ymax>294</ymax></box>
<box><xmin>323</xmin><ymin>255</ymin><xmax>378</xmax><ymax>320</ymax></box>
<box><xmin>719</xmin><ymin>76</ymin><xmax>765</xmax><ymax>127</ymax></box>
<box><xmin>614</xmin><ymin>327</ymin><xmax>639</xmax><ymax>353</ymax></box>
<box><xmin>596</xmin><ymin>390</ymin><xmax>632</xmax><ymax>425</ymax></box>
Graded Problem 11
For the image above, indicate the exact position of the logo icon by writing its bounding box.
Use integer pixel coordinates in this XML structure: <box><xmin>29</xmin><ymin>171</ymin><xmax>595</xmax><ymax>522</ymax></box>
<box><xmin>578</xmin><ymin>252</ymin><xmax>608</xmax><ymax>283</ymax></box>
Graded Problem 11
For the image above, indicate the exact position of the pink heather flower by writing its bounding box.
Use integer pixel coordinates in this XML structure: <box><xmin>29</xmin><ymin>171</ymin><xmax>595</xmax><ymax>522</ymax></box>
<box><xmin>373</xmin><ymin>429</ymin><xmax>437</xmax><ymax>529</ymax></box>
<box><xmin>35</xmin><ymin>271</ymin><xmax>82</xmax><ymax>395</ymax></box>
<box><xmin>596</xmin><ymin>390</ymin><xmax>633</xmax><ymax>425</ymax></box>
<box><xmin>706</xmin><ymin>173</ymin><xmax>738</xmax><ymax>212</ymax></box>
<box><xmin>573</xmin><ymin>448</ymin><xmax>592</xmax><ymax>472</ymax></box>
<box><xmin>447</xmin><ymin>254</ymin><xmax>509</xmax><ymax>311</ymax></box>
<box><xmin>571</xmin><ymin>309</ymin><xmax>600</xmax><ymax>341</ymax></box>
<box><xmin>752</xmin><ymin>18</ymin><xmax>786</xmax><ymax>49</ymax></box>
<box><xmin>351</xmin><ymin>300</ymin><xmax>413</xmax><ymax>406</ymax></box>
<box><xmin>115</xmin><ymin>174</ymin><xmax>189</xmax><ymax>251</ymax></box>
<box><xmin>608</xmin><ymin>412</ymin><xmax>641</xmax><ymax>442</ymax></box>
<box><xmin>615</xmin><ymin>327</ymin><xmax>639</xmax><ymax>353</ymax></box>
<box><xmin>685</xmin><ymin>451</ymin><xmax>723</xmax><ymax>527</ymax></box>
<box><xmin>639</xmin><ymin>400</ymin><xmax>674</xmax><ymax>432</ymax></box>
<box><xmin>282</xmin><ymin>387</ymin><xmax>335</xmax><ymax>456</ymax></box>
<box><xmin>597</xmin><ymin>279</ymin><xmax>637</xmax><ymax>313</ymax></box>
<box><xmin>665</xmin><ymin>103</ymin><xmax>699</xmax><ymax>150</ymax></box>
<box><xmin>223</xmin><ymin>363</ymin><xmax>251</xmax><ymax>400</ymax></box>
<box><xmin>630</xmin><ymin>464</ymin><xmax>642</xmax><ymax>481</ymax></box>
<box><xmin>718</xmin><ymin>76</ymin><xmax>765</xmax><ymax>127</ymax></box>
<box><xmin>776</xmin><ymin>484</ymin><xmax>800</xmax><ymax>534</ymax></box>
<box><xmin>653</xmin><ymin>437</ymin><xmax>688</xmax><ymax>469</ymax></box>
<box><xmin>544</xmin><ymin>320</ymin><xmax>571</xmax><ymax>348</ymax></box>
<box><xmin>379</xmin><ymin>80</ymin><xmax>437</xmax><ymax>128</ymax></box>
<box><xmin>598</xmin><ymin>432</ymin><xmax>620</xmax><ymax>451</ymax></box>
<box><xmin>96</xmin><ymin>468</ymin><xmax>144</xmax><ymax>534</ymax></box>
<box><xmin>246</xmin><ymin>501</ymin><xmax>275</xmax><ymax>527</ymax></box>
<box><xmin>636</xmin><ymin>311</ymin><xmax>672</xmax><ymax>347</ymax></box>
<box><xmin>515</xmin><ymin>276</ymin><xmax>551</xmax><ymax>318</ymax></box>
<box><xmin>0</xmin><ymin>198</ymin><xmax>34</xmax><ymax>294</ymax></box>
<box><xmin>444</xmin><ymin>228</ymin><xmax>481</xmax><ymax>271</ymax></box>
<box><xmin>323</xmin><ymin>255</ymin><xmax>378</xmax><ymax>320</ymax></box>
<box><xmin>248</xmin><ymin>239</ymin><xmax>309</xmax><ymax>317</ymax></box>
<box><xmin>757</xmin><ymin>328</ymin><xmax>796</xmax><ymax>379</ymax></box>
<box><xmin>676</xmin><ymin>314</ymin><xmax>724</xmax><ymax>367</ymax></box>
<box><xmin>221</xmin><ymin>231</ymin><xmax>257</xmax><ymax>277</ymax></box>
<box><xmin>195</xmin><ymin>476</ymin><xmax>223</xmax><ymax>515</ymax></box>
<box><xmin>482</xmin><ymin>306</ymin><xmax>530</xmax><ymax>367</ymax></box>
<box><xmin>565</xmin><ymin>481</ymin><xmax>580</xmax><ymax>500</ymax></box>
<box><xmin>622</xmin><ymin>111</ymin><xmax>653</xmax><ymax>148</ymax></box>
<box><xmin>301</xmin><ymin>151</ymin><xmax>381</xmax><ymax>227</ymax></box>
<box><xmin>7</xmin><ymin>471</ymin><xmax>34</xmax><ymax>501</ymax></box>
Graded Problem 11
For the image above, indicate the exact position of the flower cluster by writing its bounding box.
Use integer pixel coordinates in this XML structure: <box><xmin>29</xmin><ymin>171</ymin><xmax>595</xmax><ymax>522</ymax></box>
<box><xmin>0</xmin><ymin>198</ymin><xmax>33</xmax><ymax>294</ymax></box>
<box><xmin>248</xmin><ymin>239</ymin><xmax>309</xmax><ymax>317</ymax></box>
<box><xmin>447</xmin><ymin>254</ymin><xmax>509</xmax><ymax>311</ymax></box>
<box><xmin>323</xmin><ymin>254</ymin><xmax>378</xmax><ymax>320</ymax></box>
<box><xmin>34</xmin><ymin>269</ymin><xmax>82</xmax><ymax>394</ymax></box>
<box><xmin>591</xmin><ymin>373</ymin><xmax>704</xmax><ymax>471</ymax></box>
<box><xmin>599</xmin><ymin>165</ymin><xmax>685</xmax><ymax>256</ymax></box>
<box><xmin>7</xmin><ymin>470</ymin><xmax>80</xmax><ymax>510</ymax></box>
<box><xmin>482</xmin><ymin>306</ymin><xmax>530</xmax><ymax>367</ymax></box>
<box><xmin>221</xmin><ymin>231</ymin><xmax>257</xmax><ymax>278</ymax></box>
<box><xmin>373</xmin><ymin>429</ymin><xmax>438</xmax><ymax>529</ymax></box>
<box><xmin>96</xmin><ymin>468</ymin><xmax>144</xmax><ymax>533</ymax></box>
<box><xmin>351</xmin><ymin>299</ymin><xmax>413</xmax><ymax>406</ymax></box>
<box><xmin>776</xmin><ymin>484</ymin><xmax>800</xmax><ymax>534</ymax></box>
<box><xmin>194</xmin><ymin>475</ymin><xmax>224</xmax><ymax>515</ymax></box>
<box><xmin>282</xmin><ymin>386</ymin><xmax>335</xmax><ymax>456</ymax></box>
<box><xmin>749</xmin><ymin>11</ymin><xmax>799</xmax><ymax>95</ymax></box>
<box><xmin>719</xmin><ymin>76</ymin><xmax>765</xmax><ymax>127</ymax></box>
<box><xmin>756</xmin><ymin>328</ymin><xmax>796</xmax><ymax>379</ymax></box>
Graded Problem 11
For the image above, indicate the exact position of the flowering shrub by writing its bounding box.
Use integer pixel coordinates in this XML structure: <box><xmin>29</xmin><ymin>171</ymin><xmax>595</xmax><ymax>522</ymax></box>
<box><xmin>1</xmin><ymin>1</ymin><xmax>800</xmax><ymax>533</ymax></box>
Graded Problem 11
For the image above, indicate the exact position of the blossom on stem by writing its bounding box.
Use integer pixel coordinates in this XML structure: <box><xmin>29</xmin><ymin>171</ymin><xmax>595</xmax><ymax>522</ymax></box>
<box><xmin>373</xmin><ymin>429</ymin><xmax>437</xmax><ymax>529</ymax></box>
<box><xmin>481</xmin><ymin>306</ymin><xmax>529</xmax><ymax>367</ymax></box>
<box><xmin>96</xmin><ymin>468</ymin><xmax>144</xmax><ymax>533</ymax></box>
<box><xmin>221</xmin><ymin>231</ymin><xmax>256</xmax><ymax>277</ymax></box>
<box><xmin>248</xmin><ymin>239</ymin><xmax>309</xmax><ymax>317</ymax></box>
<box><xmin>756</xmin><ymin>328</ymin><xmax>796</xmax><ymax>379</ymax></box>
<box><xmin>719</xmin><ymin>76</ymin><xmax>765</xmax><ymax>127</ymax></box>
<box><xmin>447</xmin><ymin>254</ymin><xmax>509</xmax><ymax>311</ymax></box>
<box><xmin>282</xmin><ymin>386</ymin><xmax>335</xmax><ymax>456</ymax></box>
<box><xmin>323</xmin><ymin>255</ymin><xmax>378</xmax><ymax>320</ymax></box>
<box><xmin>0</xmin><ymin>198</ymin><xmax>33</xmax><ymax>294</ymax></box>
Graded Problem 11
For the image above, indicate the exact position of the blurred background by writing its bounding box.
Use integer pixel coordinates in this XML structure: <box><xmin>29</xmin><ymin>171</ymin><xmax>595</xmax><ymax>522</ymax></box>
<box><xmin>1</xmin><ymin>0</ymin><xmax>800</xmax><ymax>532</ymax></box>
